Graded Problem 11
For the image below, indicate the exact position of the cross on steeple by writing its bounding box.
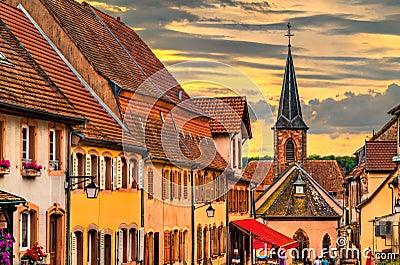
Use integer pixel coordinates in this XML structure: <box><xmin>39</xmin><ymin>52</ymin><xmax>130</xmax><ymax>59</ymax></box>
<box><xmin>285</xmin><ymin>22</ymin><xmax>294</xmax><ymax>47</ymax></box>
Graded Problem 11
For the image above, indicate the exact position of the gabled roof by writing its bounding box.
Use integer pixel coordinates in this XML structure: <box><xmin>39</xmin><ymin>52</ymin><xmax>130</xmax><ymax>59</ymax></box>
<box><xmin>0</xmin><ymin>2</ymin><xmax>142</xmax><ymax>149</ymax></box>
<box><xmin>388</xmin><ymin>103</ymin><xmax>400</xmax><ymax>116</ymax></box>
<box><xmin>275</xmin><ymin>46</ymin><xmax>308</xmax><ymax>130</ymax></box>
<box><xmin>365</xmin><ymin>141</ymin><xmax>397</xmax><ymax>172</ymax></box>
<box><xmin>370</xmin><ymin>116</ymin><xmax>397</xmax><ymax>141</ymax></box>
<box><xmin>0</xmin><ymin>6</ymin><xmax>83</xmax><ymax>124</ymax></box>
<box><xmin>304</xmin><ymin>160</ymin><xmax>344</xmax><ymax>195</ymax></box>
<box><xmin>193</xmin><ymin>96</ymin><xmax>252</xmax><ymax>138</ymax></box>
<box><xmin>256</xmin><ymin>164</ymin><xmax>341</xmax><ymax>218</ymax></box>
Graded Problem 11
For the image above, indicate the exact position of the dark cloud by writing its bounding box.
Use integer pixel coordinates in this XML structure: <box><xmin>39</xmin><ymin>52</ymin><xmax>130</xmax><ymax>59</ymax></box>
<box><xmin>301</xmin><ymin>83</ymin><xmax>400</xmax><ymax>135</ymax></box>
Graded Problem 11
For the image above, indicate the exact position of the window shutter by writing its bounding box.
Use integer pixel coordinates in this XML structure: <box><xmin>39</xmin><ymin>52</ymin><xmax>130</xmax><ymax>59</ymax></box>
<box><xmin>117</xmin><ymin>157</ymin><xmax>122</xmax><ymax>189</ymax></box>
<box><xmin>85</xmin><ymin>154</ymin><xmax>91</xmax><ymax>186</ymax></box>
<box><xmin>138</xmin><ymin>159</ymin><xmax>143</xmax><ymax>189</ymax></box>
<box><xmin>183</xmin><ymin>172</ymin><xmax>188</xmax><ymax>199</ymax></box>
<box><xmin>99</xmin><ymin>156</ymin><xmax>106</xmax><ymax>190</ymax></box>
<box><xmin>179</xmin><ymin>231</ymin><xmax>183</xmax><ymax>261</ymax></box>
<box><xmin>144</xmin><ymin>234</ymin><xmax>149</xmax><ymax>264</ymax></box>
<box><xmin>99</xmin><ymin>230</ymin><xmax>105</xmax><ymax>265</ymax></box>
<box><xmin>137</xmin><ymin>228</ymin><xmax>145</xmax><ymax>262</ymax></box>
<box><xmin>148</xmin><ymin>168</ymin><xmax>153</xmax><ymax>199</ymax></box>
<box><xmin>116</xmin><ymin>230</ymin><xmax>123</xmax><ymax>265</ymax></box>
<box><xmin>71</xmin><ymin>153</ymin><xmax>78</xmax><ymax>189</ymax></box>
<box><xmin>112</xmin><ymin>158</ymin><xmax>118</xmax><ymax>190</ymax></box>
<box><xmin>164</xmin><ymin>231</ymin><xmax>171</xmax><ymax>264</ymax></box>
<box><xmin>178</xmin><ymin>172</ymin><xmax>182</xmax><ymax>200</ymax></box>
<box><xmin>162</xmin><ymin>170</ymin><xmax>166</xmax><ymax>200</ymax></box>
<box><xmin>71</xmin><ymin>232</ymin><xmax>77</xmax><ymax>265</ymax></box>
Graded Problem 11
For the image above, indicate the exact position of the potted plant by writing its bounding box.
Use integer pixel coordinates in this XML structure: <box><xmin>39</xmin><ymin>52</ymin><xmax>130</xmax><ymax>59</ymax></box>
<box><xmin>0</xmin><ymin>228</ymin><xmax>14</xmax><ymax>265</ymax></box>
<box><xmin>0</xmin><ymin>159</ymin><xmax>10</xmax><ymax>175</ymax></box>
<box><xmin>21</xmin><ymin>243</ymin><xmax>47</xmax><ymax>265</ymax></box>
<box><xmin>22</xmin><ymin>162</ymin><xmax>42</xmax><ymax>178</ymax></box>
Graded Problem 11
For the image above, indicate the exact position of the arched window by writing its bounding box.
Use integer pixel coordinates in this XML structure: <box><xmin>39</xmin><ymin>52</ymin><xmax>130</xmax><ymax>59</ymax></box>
<box><xmin>203</xmin><ymin>226</ymin><xmax>209</xmax><ymax>260</ymax></box>
<box><xmin>87</xmin><ymin>229</ymin><xmax>98</xmax><ymax>265</ymax></box>
<box><xmin>285</xmin><ymin>139</ymin><xmax>295</xmax><ymax>162</ymax></box>
<box><xmin>322</xmin><ymin>234</ymin><xmax>331</xmax><ymax>253</ymax></box>
<box><xmin>293</xmin><ymin>229</ymin><xmax>309</xmax><ymax>260</ymax></box>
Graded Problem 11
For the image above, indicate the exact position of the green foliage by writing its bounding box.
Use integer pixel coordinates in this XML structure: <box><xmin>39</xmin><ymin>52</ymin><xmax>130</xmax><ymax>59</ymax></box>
<box><xmin>243</xmin><ymin>154</ymin><xmax>274</xmax><ymax>167</ymax></box>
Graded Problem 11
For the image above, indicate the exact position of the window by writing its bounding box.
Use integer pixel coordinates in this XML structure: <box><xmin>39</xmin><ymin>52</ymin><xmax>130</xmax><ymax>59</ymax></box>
<box><xmin>0</xmin><ymin>52</ymin><xmax>12</xmax><ymax>66</ymax></box>
<box><xmin>197</xmin><ymin>225</ymin><xmax>202</xmax><ymax>260</ymax></box>
<box><xmin>0</xmin><ymin>120</ymin><xmax>4</xmax><ymax>159</ymax></box>
<box><xmin>121</xmin><ymin>229</ymin><xmax>128</xmax><ymax>263</ymax></box>
<box><xmin>20</xmin><ymin>210</ymin><xmax>37</xmax><ymax>250</ymax></box>
<box><xmin>77</xmin><ymin>154</ymin><xmax>85</xmax><ymax>189</ymax></box>
<box><xmin>171</xmin><ymin>171</ymin><xmax>176</xmax><ymax>200</ymax></box>
<box><xmin>49</xmin><ymin>129</ymin><xmax>61</xmax><ymax>170</ymax></box>
<box><xmin>87</xmin><ymin>230</ymin><xmax>98</xmax><ymax>265</ymax></box>
<box><xmin>22</xmin><ymin>124</ymin><xmax>36</xmax><ymax>162</ymax></box>
<box><xmin>211</xmin><ymin>224</ymin><xmax>217</xmax><ymax>257</ymax></box>
<box><xmin>129</xmin><ymin>228</ymin><xmax>137</xmax><ymax>261</ymax></box>
<box><xmin>73</xmin><ymin>231</ymin><xmax>84</xmax><ymax>265</ymax></box>
<box><xmin>172</xmin><ymin>230</ymin><xmax>179</xmax><ymax>262</ymax></box>
<box><xmin>129</xmin><ymin>159</ymin><xmax>138</xmax><ymax>189</ymax></box>
<box><xmin>148</xmin><ymin>168</ymin><xmax>154</xmax><ymax>199</ymax></box>
<box><xmin>322</xmin><ymin>234</ymin><xmax>331</xmax><ymax>253</ymax></box>
<box><xmin>293</xmin><ymin>229</ymin><xmax>309</xmax><ymax>260</ymax></box>
<box><xmin>105</xmin><ymin>157</ymin><xmax>112</xmax><ymax>190</ymax></box>
<box><xmin>122</xmin><ymin>158</ymin><xmax>128</xmax><ymax>189</ymax></box>
<box><xmin>91</xmin><ymin>155</ymin><xmax>98</xmax><ymax>184</ymax></box>
<box><xmin>195</xmin><ymin>173</ymin><xmax>204</xmax><ymax>202</ymax></box>
<box><xmin>286</xmin><ymin>139</ymin><xmax>295</xmax><ymax>162</ymax></box>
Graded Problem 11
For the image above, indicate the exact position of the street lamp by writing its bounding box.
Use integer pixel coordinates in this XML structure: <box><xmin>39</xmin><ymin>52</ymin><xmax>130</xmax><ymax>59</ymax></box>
<box><xmin>65</xmin><ymin>176</ymin><xmax>99</xmax><ymax>198</ymax></box>
<box><xmin>194</xmin><ymin>201</ymin><xmax>215</xmax><ymax>217</ymax></box>
<box><xmin>394</xmin><ymin>199</ymin><xmax>400</xmax><ymax>213</ymax></box>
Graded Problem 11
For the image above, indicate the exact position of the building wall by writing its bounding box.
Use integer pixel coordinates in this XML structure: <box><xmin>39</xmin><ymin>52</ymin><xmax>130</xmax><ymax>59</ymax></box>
<box><xmin>266</xmin><ymin>219</ymin><xmax>339</xmax><ymax>260</ymax></box>
<box><xmin>359</xmin><ymin>179</ymin><xmax>393</xmax><ymax>264</ymax></box>
<box><xmin>70</xmin><ymin>146</ymin><xmax>142</xmax><ymax>264</ymax></box>
<box><xmin>0</xmin><ymin>114</ymin><xmax>68</xmax><ymax>264</ymax></box>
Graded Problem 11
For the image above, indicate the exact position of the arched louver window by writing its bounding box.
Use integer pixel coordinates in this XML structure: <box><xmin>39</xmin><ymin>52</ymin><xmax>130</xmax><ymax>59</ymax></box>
<box><xmin>322</xmin><ymin>234</ymin><xmax>331</xmax><ymax>252</ymax></box>
<box><xmin>286</xmin><ymin>139</ymin><xmax>295</xmax><ymax>162</ymax></box>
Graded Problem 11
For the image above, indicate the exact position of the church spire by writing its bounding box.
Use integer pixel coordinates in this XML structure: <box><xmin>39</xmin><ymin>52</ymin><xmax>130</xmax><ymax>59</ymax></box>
<box><xmin>274</xmin><ymin>22</ymin><xmax>308</xmax><ymax>130</ymax></box>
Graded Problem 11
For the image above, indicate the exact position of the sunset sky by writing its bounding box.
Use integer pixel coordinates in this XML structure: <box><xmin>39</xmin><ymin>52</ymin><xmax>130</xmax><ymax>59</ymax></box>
<box><xmin>84</xmin><ymin>0</ymin><xmax>400</xmax><ymax>157</ymax></box>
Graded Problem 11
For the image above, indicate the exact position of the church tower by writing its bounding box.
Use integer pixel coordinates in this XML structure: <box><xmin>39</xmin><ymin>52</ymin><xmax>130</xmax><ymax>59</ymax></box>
<box><xmin>273</xmin><ymin>23</ymin><xmax>308</xmax><ymax>176</ymax></box>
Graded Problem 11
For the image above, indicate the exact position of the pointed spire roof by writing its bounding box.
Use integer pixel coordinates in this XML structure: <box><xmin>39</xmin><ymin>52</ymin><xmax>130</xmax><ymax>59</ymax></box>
<box><xmin>274</xmin><ymin>23</ymin><xmax>308</xmax><ymax>130</ymax></box>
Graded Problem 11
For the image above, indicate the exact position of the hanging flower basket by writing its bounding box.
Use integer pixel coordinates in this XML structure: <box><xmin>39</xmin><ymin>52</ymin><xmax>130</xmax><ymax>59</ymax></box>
<box><xmin>22</xmin><ymin>162</ymin><xmax>42</xmax><ymax>178</ymax></box>
<box><xmin>0</xmin><ymin>159</ymin><xmax>10</xmax><ymax>175</ymax></box>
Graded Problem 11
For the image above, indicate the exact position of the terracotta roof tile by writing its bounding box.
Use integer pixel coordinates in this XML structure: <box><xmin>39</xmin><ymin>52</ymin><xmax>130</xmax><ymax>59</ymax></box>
<box><xmin>0</xmin><ymin>2</ymin><xmax>141</xmax><ymax>147</ymax></box>
<box><xmin>0</xmin><ymin>5</ymin><xmax>82</xmax><ymax>122</ymax></box>
<box><xmin>304</xmin><ymin>160</ymin><xmax>344</xmax><ymax>195</ymax></box>
<box><xmin>193</xmin><ymin>96</ymin><xmax>252</xmax><ymax>137</ymax></box>
<box><xmin>243</xmin><ymin>160</ymin><xmax>274</xmax><ymax>183</ymax></box>
<box><xmin>365</xmin><ymin>141</ymin><xmax>397</xmax><ymax>171</ymax></box>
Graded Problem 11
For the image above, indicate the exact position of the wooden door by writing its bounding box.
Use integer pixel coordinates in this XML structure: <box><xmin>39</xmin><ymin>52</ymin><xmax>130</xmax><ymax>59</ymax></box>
<box><xmin>49</xmin><ymin>215</ymin><xmax>62</xmax><ymax>265</ymax></box>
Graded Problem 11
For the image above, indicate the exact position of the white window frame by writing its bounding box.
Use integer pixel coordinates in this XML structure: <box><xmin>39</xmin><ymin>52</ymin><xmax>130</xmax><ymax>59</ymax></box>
<box><xmin>20</xmin><ymin>211</ymin><xmax>30</xmax><ymax>251</ymax></box>
<box><xmin>49</xmin><ymin>129</ymin><xmax>56</xmax><ymax>162</ymax></box>
<box><xmin>22</xmin><ymin>125</ymin><xmax>29</xmax><ymax>162</ymax></box>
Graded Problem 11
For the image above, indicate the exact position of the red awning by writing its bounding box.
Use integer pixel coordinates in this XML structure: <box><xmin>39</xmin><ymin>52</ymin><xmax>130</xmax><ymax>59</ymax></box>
<box><xmin>232</xmin><ymin>219</ymin><xmax>297</xmax><ymax>249</ymax></box>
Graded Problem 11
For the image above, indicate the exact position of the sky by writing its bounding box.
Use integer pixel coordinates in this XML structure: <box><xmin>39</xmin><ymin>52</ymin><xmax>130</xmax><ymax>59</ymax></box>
<box><xmin>84</xmin><ymin>0</ymin><xmax>400</xmax><ymax>157</ymax></box>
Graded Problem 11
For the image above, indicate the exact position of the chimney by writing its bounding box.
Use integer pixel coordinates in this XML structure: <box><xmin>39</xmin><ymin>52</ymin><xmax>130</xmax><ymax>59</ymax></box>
<box><xmin>117</xmin><ymin>17</ymin><xmax>120</xmax><ymax>22</ymax></box>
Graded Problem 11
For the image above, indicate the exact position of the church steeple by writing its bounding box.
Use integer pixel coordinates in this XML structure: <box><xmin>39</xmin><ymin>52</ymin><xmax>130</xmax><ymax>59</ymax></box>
<box><xmin>274</xmin><ymin>23</ymin><xmax>308</xmax><ymax>130</ymax></box>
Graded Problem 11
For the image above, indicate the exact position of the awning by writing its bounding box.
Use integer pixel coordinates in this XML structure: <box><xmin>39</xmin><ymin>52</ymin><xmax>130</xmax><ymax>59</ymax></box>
<box><xmin>232</xmin><ymin>219</ymin><xmax>297</xmax><ymax>249</ymax></box>
<box><xmin>0</xmin><ymin>190</ymin><xmax>26</xmax><ymax>228</ymax></box>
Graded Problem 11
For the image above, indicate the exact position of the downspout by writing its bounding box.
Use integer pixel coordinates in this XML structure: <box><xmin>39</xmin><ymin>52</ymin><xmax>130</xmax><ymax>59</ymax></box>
<box><xmin>226</xmin><ymin>172</ymin><xmax>231</xmax><ymax>265</ymax></box>
<box><xmin>66</xmin><ymin>122</ymin><xmax>87</xmax><ymax>265</ymax></box>
<box><xmin>141</xmin><ymin>153</ymin><xmax>151</xmax><ymax>264</ymax></box>
<box><xmin>191</xmin><ymin>166</ymin><xmax>195</xmax><ymax>265</ymax></box>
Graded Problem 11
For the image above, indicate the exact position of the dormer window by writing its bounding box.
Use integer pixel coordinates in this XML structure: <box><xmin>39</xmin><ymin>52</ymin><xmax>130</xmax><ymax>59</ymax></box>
<box><xmin>160</xmin><ymin>112</ymin><xmax>165</xmax><ymax>123</ymax></box>
<box><xmin>0</xmin><ymin>52</ymin><xmax>12</xmax><ymax>66</ymax></box>
<box><xmin>178</xmin><ymin>90</ymin><xmax>183</xmax><ymax>101</ymax></box>
<box><xmin>294</xmin><ymin>172</ymin><xmax>305</xmax><ymax>195</ymax></box>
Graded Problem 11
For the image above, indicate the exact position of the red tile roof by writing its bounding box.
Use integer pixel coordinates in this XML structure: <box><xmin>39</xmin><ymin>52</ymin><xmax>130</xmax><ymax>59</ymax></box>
<box><xmin>193</xmin><ymin>96</ymin><xmax>252</xmax><ymax>138</ymax></box>
<box><xmin>0</xmin><ymin>5</ymin><xmax>82</xmax><ymax>123</ymax></box>
<box><xmin>0</xmin><ymin>2</ymin><xmax>141</xmax><ymax>148</ymax></box>
<box><xmin>365</xmin><ymin>141</ymin><xmax>397</xmax><ymax>171</ymax></box>
<box><xmin>242</xmin><ymin>160</ymin><xmax>274</xmax><ymax>184</ymax></box>
<box><xmin>304</xmin><ymin>160</ymin><xmax>344</xmax><ymax>195</ymax></box>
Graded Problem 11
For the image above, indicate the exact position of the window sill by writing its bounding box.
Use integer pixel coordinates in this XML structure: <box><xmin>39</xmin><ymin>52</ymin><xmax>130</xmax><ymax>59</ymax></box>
<box><xmin>48</xmin><ymin>170</ymin><xmax>64</xmax><ymax>176</ymax></box>
<box><xmin>118</xmin><ymin>188</ymin><xmax>139</xmax><ymax>193</ymax></box>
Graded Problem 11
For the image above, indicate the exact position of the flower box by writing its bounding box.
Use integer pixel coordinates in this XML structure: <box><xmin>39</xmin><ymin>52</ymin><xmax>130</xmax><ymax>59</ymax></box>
<box><xmin>0</xmin><ymin>167</ymin><xmax>10</xmax><ymax>175</ymax></box>
<box><xmin>22</xmin><ymin>169</ymin><xmax>41</xmax><ymax>178</ymax></box>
